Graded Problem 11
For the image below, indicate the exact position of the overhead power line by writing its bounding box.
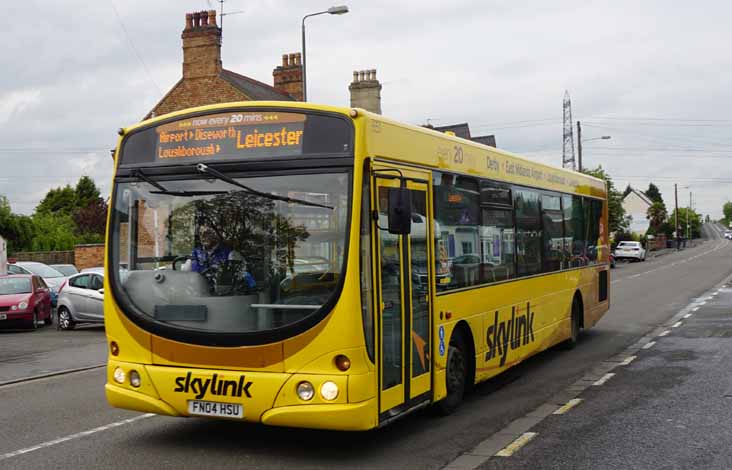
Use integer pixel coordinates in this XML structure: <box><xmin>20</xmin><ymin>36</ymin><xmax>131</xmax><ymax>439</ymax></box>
<box><xmin>109</xmin><ymin>0</ymin><xmax>162</xmax><ymax>95</ymax></box>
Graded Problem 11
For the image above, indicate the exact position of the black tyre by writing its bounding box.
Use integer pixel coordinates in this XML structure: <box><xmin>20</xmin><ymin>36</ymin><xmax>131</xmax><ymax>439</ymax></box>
<box><xmin>44</xmin><ymin>310</ymin><xmax>53</xmax><ymax>326</ymax></box>
<box><xmin>29</xmin><ymin>310</ymin><xmax>39</xmax><ymax>330</ymax></box>
<box><xmin>436</xmin><ymin>331</ymin><xmax>468</xmax><ymax>415</ymax></box>
<box><xmin>561</xmin><ymin>297</ymin><xmax>581</xmax><ymax>350</ymax></box>
<box><xmin>57</xmin><ymin>307</ymin><xmax>75</xmax><ymax>331</ymax></box>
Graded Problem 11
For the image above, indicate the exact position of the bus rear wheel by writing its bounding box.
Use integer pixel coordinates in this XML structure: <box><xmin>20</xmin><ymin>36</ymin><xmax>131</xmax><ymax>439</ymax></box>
<box><xmin>436</xmin><ymin>332</ymin><xmax>467</xmax><ymax>415</ymax></box>
<box><xmin>562</xmin><ymin>296</ymin><xmax>582</xmax><ymax>350</ymax></box>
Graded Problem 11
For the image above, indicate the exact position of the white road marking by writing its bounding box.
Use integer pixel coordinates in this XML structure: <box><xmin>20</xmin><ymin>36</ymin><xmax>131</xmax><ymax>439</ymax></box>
<box><xmin>553</xmin><ymin>398</ymin><xmax>583</xmax><ymax>415</ymax></box>
<box><xmin>672</xmin><ymin>321</ymin><xmax>683</xmax><ymax>328</ymax></box>
<box><xmin>0</xmin><ymin>414</ymin><xmax>155</xmax><ymax>462</ymax></box>
<box><xmin>683</xmin><ymin>313</ymin><xmax>692</xmax><ymax>319</ymax></box>
<box><xmin>593</xmin><ymin>373</ymin><xmax>616</xmax><ymax>386</ymax></box>
<box><xmin>658</xmin><ymin>330</ymin><xmax>671</xmax><ymax>337</ymax></box>
<box><xmin>693</xmin><ymin>307</ymin><xmax>700</xmax><ymax>312</ymax></box>
<box><xmin>620</xmin><ymin>355</ymin><xmax>637</xmax><ymax>365</ymax></box>
<box><xmin>642</xmin><ymin>341</ymin><xmax>656</xmax><ymax>349</ymax></box>
<box><xmin>495</xmin><ymin>432</ymin><xmax>538</xmax><ymax>457</ymax></box>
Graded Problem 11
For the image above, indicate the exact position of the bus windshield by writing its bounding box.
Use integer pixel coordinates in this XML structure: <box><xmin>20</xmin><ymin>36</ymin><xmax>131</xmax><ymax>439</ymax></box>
<box><xmin>110</xmin><ymin>172</ymin><xmax>349</xmax><ymax>336</ymax></box>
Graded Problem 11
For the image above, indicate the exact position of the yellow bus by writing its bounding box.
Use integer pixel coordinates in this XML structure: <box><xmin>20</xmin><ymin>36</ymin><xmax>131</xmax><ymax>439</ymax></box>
<box><xmin>104</xmin><ymin>102</ymin><xmax>609</xmax><ymax>430</ymax></box>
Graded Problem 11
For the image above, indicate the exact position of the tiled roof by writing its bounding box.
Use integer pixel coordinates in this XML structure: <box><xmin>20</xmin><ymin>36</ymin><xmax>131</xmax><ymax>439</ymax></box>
<box><xmin>472</xmin><ymin>135</ymin><xmax>496</xmax><ymax>147</ymax></box>
<box><xmin>433</xmin><ymin>123</ymin><xmax>471</xmax><ymax>139</ymax></box>
<box><xmin>220</xmin><ymin>69</ymin><xmax>293</xmax><ymax>101</ymax></box>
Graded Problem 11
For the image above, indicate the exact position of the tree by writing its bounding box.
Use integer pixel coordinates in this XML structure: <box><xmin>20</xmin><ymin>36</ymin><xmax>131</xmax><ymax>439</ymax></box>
<box><xmin>644</xmin><ymin>183</ymin><xmax>664</xmax><ymax>204</ymax></box>
<box><xmin>75</xmin><ymin>176</ymin><xmax>101</xmax><ymax>209</ymax></box>
<box><xmin>622</xmin><ymin>184</ymin><xmax>633</xmax><ymax>198</ymax></box>
<box><xmin>668</xmin><ymin>207</ymin><xmax>702</xmax><ymax>239</ymax></box>
<box><xmin>582</xmin><ymin>166</ymin><xmax>628</xmax><ymax>234</ymax></box>
<box><xmin>646</xmin><ymin>201</ymin><xmax>667</xmax><ymax>235</ymax></box>
<box><xmin>0</xmin><ymin>196</ymin><xmax>35</xmax><ymax>253</ymax></box>
<box><xmin>723</xmin><ymin>201</ymin><xmax>732</xmax><ymax>225</ymax></box>
<box><xmin>73</xmin><ymin>197</ymin><xmax>108</xmax><ymax>242</ymax></box>
<box><xmin>35</xmin><ymin>185</ymin><xmax>77</xmax><ymax>216</ymax></box>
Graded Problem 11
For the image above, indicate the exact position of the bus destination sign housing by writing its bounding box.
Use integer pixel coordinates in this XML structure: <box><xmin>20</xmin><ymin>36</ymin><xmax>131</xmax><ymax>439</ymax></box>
<box><xmin>118</xmin><ymin>109</ymin><xmax>353</xmax><ymax>167</ymax></box>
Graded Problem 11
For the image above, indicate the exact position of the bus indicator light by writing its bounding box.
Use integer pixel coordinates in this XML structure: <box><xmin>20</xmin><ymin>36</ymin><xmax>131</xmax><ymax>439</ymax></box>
<box><xmin>110</xmin><ymin>341</ymin><xmax>119</xmax><ymax>356</ymax></box>
<box><xmin>335</xmin><ymin>354</ymin><xmax>351</xmax><ymax>371</ymax></box>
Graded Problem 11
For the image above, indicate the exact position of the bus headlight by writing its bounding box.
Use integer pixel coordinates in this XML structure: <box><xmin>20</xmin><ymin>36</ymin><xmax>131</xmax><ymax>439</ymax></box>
<box><xmin>320</xmin><ymin>381</ymin><xmax>339</xmax><ymax>401</ymax></box>
<box><xmin>113</xmin><ymin>367</ymin><xmax>126</xmax><ymax>384</ymax></box>
<box><xmin>296</xmin><ymin>381</ymin><xmax>314</xmax><ymax>401</ymax></box>
<box><xmin>129</xmin><ymin>370</ymin><xmax>141</xmax><ymax>388</ymax></box>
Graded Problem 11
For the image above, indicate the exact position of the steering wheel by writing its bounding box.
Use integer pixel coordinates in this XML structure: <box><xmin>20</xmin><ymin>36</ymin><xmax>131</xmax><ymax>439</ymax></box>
<box><xmin>172</xmin><ymin>256</ymin><xmax>190</xmax><ymax>271</ymax></box>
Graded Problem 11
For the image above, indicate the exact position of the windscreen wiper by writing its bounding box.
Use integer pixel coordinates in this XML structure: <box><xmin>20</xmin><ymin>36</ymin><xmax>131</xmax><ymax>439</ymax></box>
<box><xmin>196</xmin><ymin>163</ymin><xmax>334</xmax><ymax>210</ymax></box>
<box><xmin>134</xmin><ymin>169</ymin><xmax>226</xmax><ymax>197</ymax></box>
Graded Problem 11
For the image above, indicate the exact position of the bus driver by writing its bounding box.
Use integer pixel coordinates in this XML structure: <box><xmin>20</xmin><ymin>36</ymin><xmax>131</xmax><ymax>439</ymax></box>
<box><xmin>185</xmin><ymin>227</ymin><xmax>256</xmax><ymax>292</ymax></box>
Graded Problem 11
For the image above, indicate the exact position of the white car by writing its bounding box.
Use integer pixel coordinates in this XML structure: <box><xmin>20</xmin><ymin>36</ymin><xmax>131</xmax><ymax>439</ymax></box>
<box><xmin>614</xmin><ymin>241</ymin><xmax>646</xmax><ymax>262</ymax></box>
<box><xmin>724</xmin><ymin>231</ymin><xmax>732</xmax><ymax>240</ymax></box>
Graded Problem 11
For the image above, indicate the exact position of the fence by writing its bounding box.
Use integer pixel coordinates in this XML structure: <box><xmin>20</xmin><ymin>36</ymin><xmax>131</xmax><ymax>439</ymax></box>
<box><xmin>12</xmin><ymin>250</ymin><xmax>75</xmax><ymax>265</ymax></box>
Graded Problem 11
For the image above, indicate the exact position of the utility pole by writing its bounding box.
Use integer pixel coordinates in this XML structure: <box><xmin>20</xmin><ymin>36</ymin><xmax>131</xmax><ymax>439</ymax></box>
<box><xmin>562</xmin><ymin>91</ymin><xmax>576</xmax><ymax>170</ymax></box>
<box><xmin>577</xmin><ymin>121</ymin><xmax>583</xmax><ymax>172</ymax></box>
<box><xmin>688</xmin><ymin>191</ymin><xmax>692</xmax><ymax>244</ymax></box>
<box><xmin>675</xmin><ymin>183</ymin><xmax>679</xmax><ymax>250</ymax></box>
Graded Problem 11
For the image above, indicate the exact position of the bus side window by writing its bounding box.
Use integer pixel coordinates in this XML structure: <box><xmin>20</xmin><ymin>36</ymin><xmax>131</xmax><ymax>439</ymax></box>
<box><xmin>541</xmin><ymin>193</ymin><xmax>563</xmax><ymax>273</ymax></box>
<box><xmin>514</xmin><ymin>188</ymin><xmax>542</xmax><ymax>277</ymax></box>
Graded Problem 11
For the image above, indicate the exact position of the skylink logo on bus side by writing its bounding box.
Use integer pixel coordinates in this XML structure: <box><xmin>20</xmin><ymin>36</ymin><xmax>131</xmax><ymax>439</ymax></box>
<box><xmin>173</xmin><ymin>372</ymin><xmax>253</xmax><ymax>399</ymax></box>
<box><xmin>485</xmin><ymin>302</ymin><xmax>536</xmax><ymax>367</ymax></box>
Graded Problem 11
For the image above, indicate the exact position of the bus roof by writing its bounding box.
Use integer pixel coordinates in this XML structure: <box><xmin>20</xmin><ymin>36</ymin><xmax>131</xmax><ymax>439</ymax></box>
<box><xmin>120</xmin><ymin>101</ymin><xmax>606</xmax><ymax>198</ymax></box>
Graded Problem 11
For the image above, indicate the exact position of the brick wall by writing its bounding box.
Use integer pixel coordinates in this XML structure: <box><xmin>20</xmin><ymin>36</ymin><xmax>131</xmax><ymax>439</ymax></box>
<box><xmin>74</xmin><ymin>244</ymin><xmax>105</xmax><ymax>271</ymax></box>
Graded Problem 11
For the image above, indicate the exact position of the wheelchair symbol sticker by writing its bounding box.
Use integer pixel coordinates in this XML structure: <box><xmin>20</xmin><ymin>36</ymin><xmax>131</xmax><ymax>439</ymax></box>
<box><xmin>438</xmin><ymin>326</ymin><xmax>445</xmax><ymax>356</ymax></box>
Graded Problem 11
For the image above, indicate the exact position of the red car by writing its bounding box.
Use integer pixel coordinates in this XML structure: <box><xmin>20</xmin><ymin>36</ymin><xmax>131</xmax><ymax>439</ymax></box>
<box><xmin>0</xmin><ymin>274</ymin><xmax>53</xmax><ymax>329</ymax></box>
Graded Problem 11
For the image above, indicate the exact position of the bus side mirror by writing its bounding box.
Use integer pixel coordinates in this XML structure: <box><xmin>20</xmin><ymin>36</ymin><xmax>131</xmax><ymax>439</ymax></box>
<box><xmin>388</xmin><ymin>187</ymin><xmax>412</xmax><ymax>235</ymax></box>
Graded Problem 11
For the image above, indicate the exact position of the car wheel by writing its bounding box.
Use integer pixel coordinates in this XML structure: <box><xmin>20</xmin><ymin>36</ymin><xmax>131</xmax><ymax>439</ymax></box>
<box><xmin>57</xmin><ymin>307</ymin><xmax>75</xmax><ymax>331</ymax></box>
<box><xmin>436</xmin><ymin>330</ymin><xmax>468</xmax><ymax>415</ymax></box>
<box><xmin>29</xmin><ymin>309</ymin><xmax>39</xmax><ymax>330</ymax></box>
<box><xmin>561</xmin><ymin>296</ymin><xmax>582</xmax><ymax>350</ymax></box>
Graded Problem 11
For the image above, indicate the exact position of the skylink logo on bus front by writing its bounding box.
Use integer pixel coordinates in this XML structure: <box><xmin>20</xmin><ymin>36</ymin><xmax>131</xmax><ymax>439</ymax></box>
<box><xmin>485</xmin><ymin>302</ymin><xmax>536</xmax><ymax>367</ymax></box>
<box><xmin>174</xmin><ymin>372</ymin><xmax>253</xmax><ymax>399</ymax></box>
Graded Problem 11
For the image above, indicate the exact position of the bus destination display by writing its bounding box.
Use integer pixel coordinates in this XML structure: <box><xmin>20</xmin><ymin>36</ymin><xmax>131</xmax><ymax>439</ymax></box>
<box><xmin>156</xmin><ymin>112</ymin><xmax>307</xmax><ymax>160</ymax></box>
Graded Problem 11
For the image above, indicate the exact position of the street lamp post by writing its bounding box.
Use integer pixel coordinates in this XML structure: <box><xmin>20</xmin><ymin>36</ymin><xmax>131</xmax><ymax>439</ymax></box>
<box><xmin>301</xmin><ymin>5</ymin><xmax>349</xmax><ymax>102</ymax></box>
<box><xmin>576</xmin><ymin>121</ymin><xmax>610</xmax><ymax>171</ymax></box>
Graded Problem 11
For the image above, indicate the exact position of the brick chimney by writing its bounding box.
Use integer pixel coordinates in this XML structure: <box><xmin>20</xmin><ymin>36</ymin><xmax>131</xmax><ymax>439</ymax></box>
<box><xmin>272</xmin><ymin>53</ymin><xmax>303</xmax><ymax>101</ymax></box>
<box><xmin>182</xmin><ymin>10</ymin><xmax>222</xmax><ymax>79</ymax></box>
<box><xmin>349</xmin><ymin>69</ymin><xmax>382</xmax><ymax>114</ymax></box>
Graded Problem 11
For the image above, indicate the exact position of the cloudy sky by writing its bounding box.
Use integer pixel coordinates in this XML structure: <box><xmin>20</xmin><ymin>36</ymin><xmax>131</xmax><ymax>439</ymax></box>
<box><xmin>1</xmin><ymin>0</ymin><xmax>731</xmax><ymax>218</ymax></box>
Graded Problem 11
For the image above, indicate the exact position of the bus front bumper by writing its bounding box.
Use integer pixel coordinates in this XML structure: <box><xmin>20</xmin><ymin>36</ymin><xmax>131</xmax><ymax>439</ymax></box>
<box><xmin>105</xmin><ymin>361</ymin><xmax>378</xmax><ymax>431</ymax></box>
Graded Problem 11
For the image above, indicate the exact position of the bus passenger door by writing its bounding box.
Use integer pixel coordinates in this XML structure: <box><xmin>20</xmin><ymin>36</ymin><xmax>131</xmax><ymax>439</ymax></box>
<box><xmin>373</xmin><ymin>170</ymin><xmax>433</xmax><ymax>421</ymax></box>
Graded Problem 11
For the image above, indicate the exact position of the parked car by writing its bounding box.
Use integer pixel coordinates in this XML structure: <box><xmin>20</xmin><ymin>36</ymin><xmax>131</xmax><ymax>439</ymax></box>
<box><xmin>0</xmin><ymin>274</ymin><xmax>53</xmax><ymax>329</ymax></box>
<box><xmin>7</xmin><ymin>261</ymin><xmax>68</xmax><ymax>307</ymax></box>
<box><xmin>614</xmin><ymin>241</ymin><xmax>646</xmax><ymax>262</ymax></box>
<box><xmin>50</xmin><ymin>264</ymin><xmax>79</xmax><ymax>276</ymax></box>
<box><xmin>56</xmin><ymin>271</ymin><xmax>105</xmax><ymax>330</ymax></box>
<box><xmin>724</xmin><ymin>231</ymin><xmax>732</xmax><ymax>240</ymax></box>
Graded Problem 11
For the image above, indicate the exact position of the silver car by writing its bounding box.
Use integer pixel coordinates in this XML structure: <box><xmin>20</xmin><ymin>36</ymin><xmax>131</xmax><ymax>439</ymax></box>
<box><xmin>56</xmin><ymin>272</ymin><xmax>105</xmax><ymax>330</ymax></box>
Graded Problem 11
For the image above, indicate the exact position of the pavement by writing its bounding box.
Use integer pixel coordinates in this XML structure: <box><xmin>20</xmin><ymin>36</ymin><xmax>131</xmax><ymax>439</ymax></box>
<box><xmin>477</xmin><ymin>275</ymin><xmax>732</xmax><ymax>470</ymax></box>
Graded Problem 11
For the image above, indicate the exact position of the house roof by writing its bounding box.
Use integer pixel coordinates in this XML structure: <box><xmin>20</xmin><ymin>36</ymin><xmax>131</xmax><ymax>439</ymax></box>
<box><xmin>472</xmin><ymin>135</ymin><xmax>496</xmax><ymax>147</ymax></box>
<box><xmin>624</xmin><ymin>188</ymin><xmax>653</xmax><ymax>206</ymax></box>
<box><xmin>220</xmin><ymin>69</ymin><xmax>293</xmax><ymax>101</ymax></box>
<box><xmin>433</xmin><ymin>123</ymin><xmax>471</xmax><ymax>139</ymax></box>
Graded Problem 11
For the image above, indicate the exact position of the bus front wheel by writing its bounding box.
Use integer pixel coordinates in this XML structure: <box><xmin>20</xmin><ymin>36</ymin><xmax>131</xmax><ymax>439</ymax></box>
<box><xmin>436</xmin><ymin>331</ymin><xmax>467</xmax><ymax>415</ymax></box>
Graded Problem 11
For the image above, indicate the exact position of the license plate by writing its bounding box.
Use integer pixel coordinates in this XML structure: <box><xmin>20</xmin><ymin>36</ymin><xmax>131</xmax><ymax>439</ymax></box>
<box><xmin>0</xmin><ymin>314</ymin><xmax>6</xmax><ymax>320</ymax></box>
<box><xmin>187</xmin><ymin>400</ymin><xmax>243</xmax><ymax>419</ymax></box>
